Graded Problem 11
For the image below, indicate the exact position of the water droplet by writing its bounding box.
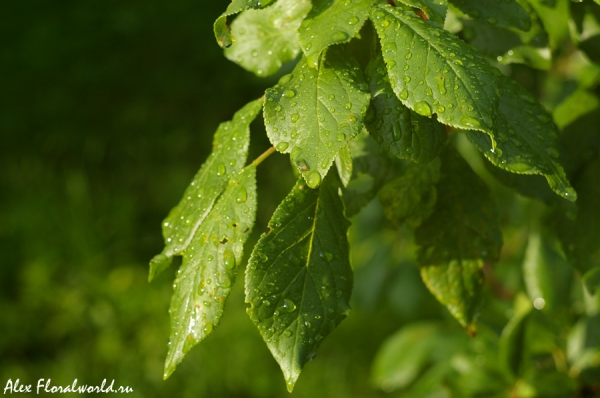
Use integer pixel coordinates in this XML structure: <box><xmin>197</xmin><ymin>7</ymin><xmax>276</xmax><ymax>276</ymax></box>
<box><xmin>347</xmin><ymin>16</ymin><xmax>360</xmax><ymax>25</ymax></box>
<box><xmin>236</xmin><ymin>188</ymin><xmax>247</xmax><ymax>203</ymax></box>
<box><xmin>437</xmin><ymin>78</ymin><xmax>447</xmax><ymax>95</ymax></box>
<box><xmin>505</xmin><ymin>161</ymin><xmax>532</xmax><ymax>172</ymax></box>
<box><xmin>381</xmin><ymin>19</ymin><xmax>390</xmax><ymax>28</ymax></box>
<box><xmin>348</xmin><ymin>115</ymin><xmax>357</xmax><ymax>122</ymax></box>
<box><xmin>546</xmin><ymin>147</ymin><xmax>560</xmax><ymax>159</ymax></box>
<box><xmin>284</xmin><ymin>330</ymin><xmax>293</xmax><ymax>338</ymax></box>
<box><xmin>305</xmin><ymin>170</ymin><xmax>321</xmax><ymax>189</ymax></box>
<box><xmin>460</xmin><ymin>115</ymin><xmax>481</xmax><ymax>128</ymax></box>
<box><xmin>223</xmin><ymin>249</ymin><xmax>236</xmax><ymax>270</ymax></box>
<box><xmin>278</xmin><ymin>74</ymin><xmax>292</xmax><ymax>84</ymax></box>
<box><xmin>563</xmin><ymin>187</ymin><xmax>577</xmax><ymax>199</ymax></box>
<box><xmin>328</xmin><ymin>94</ymin><xmax>335</xmax><ymax>100</ymax></box>
<box><xmin>404</xmin><ymin>76</ymin><xmax>411</xmax><ymax>83</ymax></box>
<box><xmin>203</xmin><ymin>323</ymin><xmax>213</xmax><ymax>334</ymax></box>
<box><xmin>258</xmin><ymin>253</ymin><xmax>268</xmax><ymax>263</ymax></box>
<box><xmin>290</xmin><ymin>113</ymin><xmax>299</xmax><ymax>123</ymax></box>
<box><xmin>276</xmin><ymin>142</ymin><xmax>289</xmax><ymax>152</ymax></box>
<box><xmin>336</xmin><ymin>133</ymin><xmax>345</xmax><ymax>142</ymax></box>
<box><xmin>282</xmin><ymin>89</ymin><xmax>296</xmax><ymax>98</ymax></box>
<box><xmin>414</xmin><ymin>101</ymin><xmax>432</xmax><ymax>117</ymax></box>
<box><xmin>332</xmin><ymin>31</ymin><xmax>349</xmax><ymax>41</ymax></box>
<box><xmin>275</xmin><ymin>104</ymin><xmax>282</xmax><ymax>112</ymax></box>
<box><xmin>216</xmin><ymin>163</ymin><xmax>226</xmax><ymax>176</ymax></box>
<box><xmin>279</xmin><ymin>299</ymin><xmax>297</xmax><ymax>313</ymax></box>
<box><xmin>405</xmin><ymin>53</ymin><xmax>412</xmax><ymax>60</ymax></box>
<box><xmin>399</xmin><ymin>89</ymin><xmax>408</xmax><ymax>100</ymax></box>
<box><xmin>344</xmin><ymin>102</ymin><xmax>352</xmax><ymax>110</ymax></box>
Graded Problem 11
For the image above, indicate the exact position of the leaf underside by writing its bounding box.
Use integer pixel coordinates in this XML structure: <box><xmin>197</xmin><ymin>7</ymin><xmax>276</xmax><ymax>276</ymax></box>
<box><xmin>149</xmin><ymin>98</ymin><xmax>263</xmax><ymax>280</ymax></box>
<box><xmin>245</xmin><ymin>171</ymin><xmax>352</xmax><ymax>392</ymax></box>
<box><xmin>415</xmin><ymin>148</ymin><xmax>502</xmax><ymax>328</ymax></box>
<box><xmin>164</xmin><ymin>165</ymin><xmax>258</xmax><ymax>379</ymax></box>
<box><xmin>224</xmin><ymin>0</ymin><xmax>311</xmax><ymax>77</ymax></box>
<box><xmin>214</xmin><ymin>0</ymin><xmax>279</xmax><ymax>49</ymax></box>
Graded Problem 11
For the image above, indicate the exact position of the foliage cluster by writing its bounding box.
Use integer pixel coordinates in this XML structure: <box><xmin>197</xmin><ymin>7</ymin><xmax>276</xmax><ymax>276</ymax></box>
<box><xmin>151</xmin><ymin>0</ymin><xmax>600</xmax><ymax>395</ymax></box>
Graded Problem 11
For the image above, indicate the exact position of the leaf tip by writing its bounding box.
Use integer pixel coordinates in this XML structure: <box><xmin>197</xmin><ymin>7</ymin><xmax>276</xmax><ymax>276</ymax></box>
<box><xmin>149</xmin><ymin>253</ymin><xmax>172</xmax><ymax>282</ymax></box>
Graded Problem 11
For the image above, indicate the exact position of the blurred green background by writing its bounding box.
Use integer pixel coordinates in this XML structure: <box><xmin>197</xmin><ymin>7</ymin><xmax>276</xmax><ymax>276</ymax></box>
<box><xmin>0</xmin><ymin>2</ymin><xmax>437</xmax><ymax>396</ymax></box>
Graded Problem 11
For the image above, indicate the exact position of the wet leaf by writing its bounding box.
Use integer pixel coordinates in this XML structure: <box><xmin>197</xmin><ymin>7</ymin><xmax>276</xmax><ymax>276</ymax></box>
<box><xmin>298</xmin><ymin>0</ymin><xmax>374</xmax><ymax>68</ymax></box>
<box><xmin>371</xmin><ymin>4</ymin><xmax>500</xmax><ymax>136</ymax></box>
<box><xmin>468</xmin><ymin>75</ymin><xmax>576</xmax><ymax>201</ymax></box>
<box><xmin>395</xmin><ymin>0</ymin><xmax>448</xmax><ymax>28</ymax></box>
<box><xmin>149</xmin><ymin>98</ymin><xmax>263</xmax><ymax>280</ymax></box>
<box><xmin>245</xmin><ymin>172</ymin><xmax>352</xmax><ymax>391</ymax></box>
<box><xmin>378</xmin><ymin>158</ymin><xmax>440</xmax><ymax>228</ymax></box>
<box><xmin>214</xmin><ymin>0</ymin><xmax>278</xmax><ymax>49</ymax></box>
<box><xmin>448</xmin><ymin>0</ymin><xmax>531</xmax><ymax>31</ymax></box>
<box><xmin>164</xmin><ymin>166</ymin><xmax>258</xmax><ymax>378</ymax></box>
<box><xmin>335</xmin><ymin>145</ymin><xmax>353</xmax><ymax>187</ymax></box>
<box><xmin>415</xmin><ymin>148</ymin><xmax>502</xmax><ymax>328</ymax></box>
<box><xmin>264</xmin><ymin>46</ymin><xmax>370</xmax><ymax>187</ymax></box>
<box><xmin>365</xmin><ymin>54</ymin><xmax>447</xmax><ymax>164</ymax></box>
<box><xmin>224</xmin><ymin>0</ymin><xmax>311</xmax><ymax>77</ymax></box>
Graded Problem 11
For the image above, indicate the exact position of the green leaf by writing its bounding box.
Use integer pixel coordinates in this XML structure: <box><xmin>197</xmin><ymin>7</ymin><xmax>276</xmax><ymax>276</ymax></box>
<box><xmin>371</xmin><ymin>4</ymin><xmax>500</xmax><ymax>136</ymax></box>
<box><xmin>371</xmin><ymin>322</ymin><xmax>442</xmax><ymax>391</ymax></box>
<box><xmin>245</xmin><ymin>172</ymin><xmax>352</xmax><ymax>391</ymax></box>
<box><xmin>214</xmin><ymin>0</ymin><xmax>278</xmax><ymax>49</ymax></box>
<box><xmin>264</xmin><ymin>46</ymin><xmax>371</xmax><ymax>188</ymax></box>
<box><xmin>523</xmin><ymin>231</ymin><xmax>572</xmax><ymax>313</ymax></box>
<box><xmin>499</xmin><ymin>294</ymin><xmax>532</xmax><ymax>378</ymax></box>
<box><xmin>556</xmin><ymin>156</ymin><xmax>600</xmax><ymax>294</ymax></box>
<box><xmin>394</xmin><ymin>0</ymin><xmax>448</xmax><ymax>28</ymax></box>
<box><xmin>298</xmin><ymin>0</ymin><xmax>374</xmax><ymax>68</ymax></box>
<box><xmin>164</xmin><ymin>166</ymin><xmax>258</xmax><ymax>379</ymax></box>
<box><xmin>468</xmin><ymin>75</ymin><xmax>576</xmax><ymax>201</ymax></box>
<box><xmin>378</xmin><ymin>158</ymin><xmax>440</xmax><ymax>228</ymax></box>
<box><xmin>415</xmin><ymin>148</ymin><xmax>502</xmax><ymax>328</ymax></box>
<box><xmin>527</xmin><ymin>0</ymin><xmax>570</xmax><ymax>49</ymax></box>
<box><xmin>553</xmin><ymin>89</ymin><xmax>600</xmax><ymax>130</ymax></box>
<box><xmin>224</xmin><ymin>0</ymin><xmax>311</xmax><ymax>77</ymax></box>
<box><xmin>365</xmin><ymin>54</ymin><xmax>447</xmax><ymax>164</ymax></box>
<box><xmin>448</xmin><ymin>0</ymin><xmax>531</xmax><ymax>31</ymax></box>
<box><xmin>149</xmin><ymin>98</ymin><xmax>263</xmax><ymax>280</ymax></box>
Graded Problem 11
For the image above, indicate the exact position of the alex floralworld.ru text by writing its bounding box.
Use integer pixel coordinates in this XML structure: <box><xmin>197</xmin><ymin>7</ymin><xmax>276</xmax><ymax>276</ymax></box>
<box><xmin>3</xmin><ymin>378</ymin><xmax>133</xmax><ymax>394</ymax></box>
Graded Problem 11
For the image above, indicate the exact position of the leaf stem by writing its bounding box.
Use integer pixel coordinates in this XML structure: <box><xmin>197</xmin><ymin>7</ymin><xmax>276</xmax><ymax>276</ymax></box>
<box><xmin>252</xmin><ymin>146</ymin><xmax>276</xmax><ymax>166</ymax></box>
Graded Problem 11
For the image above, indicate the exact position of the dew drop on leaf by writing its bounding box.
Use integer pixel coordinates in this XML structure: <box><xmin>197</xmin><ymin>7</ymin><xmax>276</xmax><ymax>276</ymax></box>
<box><xmin>414</xmin><ymin>101</ymin><xmax>432</xmax><ymax>117</ymax></box>
<box><xmin>282</xmin><ymin>89</ymin><xmax>296</xmax><ymax>98</ymax></box>
<box><xmin>332</xmin><ymin>31</ymin><xmax>349</xmax><ymax>41</ymax></box>
<box><xmin>305</xmin><ymin>170</ymin><xmax>322</xmax><ymax>189</ymax></box>
<box><xmin>276</xmin><ymin>142</ymin><xmax>289</xmax><ymax>152</ymax></box>
<box><xmin>236</xmin><ymin>188</ymin><xmax>247</xmax><ymax>203</ymax></box>
<box><xmin>223</xmin><ymin>248</ymin><xmax>236</xmax><ymax>270</ymax></box>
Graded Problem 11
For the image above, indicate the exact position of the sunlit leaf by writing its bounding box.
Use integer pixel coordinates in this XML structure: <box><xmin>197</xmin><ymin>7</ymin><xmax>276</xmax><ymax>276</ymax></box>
<box><xmin>149</xmin><ymin>98</ymin><xmax>263</xmax><ymax>280</ymax></box>
<box><xmin>298</xmin><ymin>0</ymin><xmax>374</xmax><ymax>68</ymax></box>
<box><xmin>164</xmin><ymin>166</ymin><xmax>258</xmax><ymax>378</ymax></box>
<box><xmin>245</xmin><ymin>172</ymin><xmax>352</xmax><ymax>391</ymax></box>
<box><xmin>365</xmin><ymin>54</ymin><xmax>447</xmax><ymax>164</ymax></box>
<box><xmin>371</xmin><ymin>4</ymin><xmax>500</xmax><ymax>136</ymax></box>
<box><xmin>468</xmin><ymin>74</ymin><xmax>576</xmax><ymax>201</ymax></box>
<box><xmin>224</xmin><ymin>0</ymin><xmax>311</xmax><ymax>77</ymax></box>
<box><xmin>214</xmin><ymin>0</ymin><xmax>278</xmax><ymax>49</ymax></box>
<box><xmin>415</xmin><ymin>148</ymin><xmax>502</xmax><ymax>328</ymax></box>
<box><xmin>264</xmin><ymin>46</ymin><xmax>370</xmax><ymax>187</ymax></box>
